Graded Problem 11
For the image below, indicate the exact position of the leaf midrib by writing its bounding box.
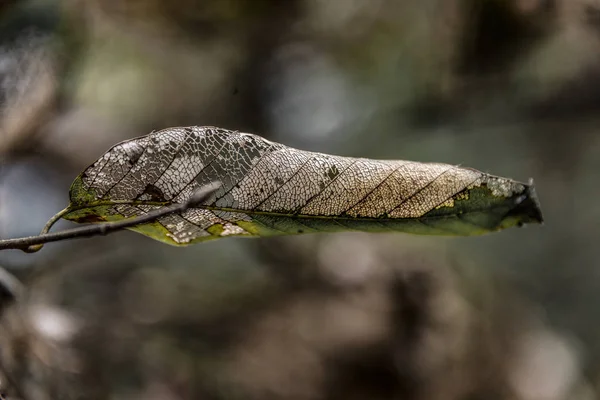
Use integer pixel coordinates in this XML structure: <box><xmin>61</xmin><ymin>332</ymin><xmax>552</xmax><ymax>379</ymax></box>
<box><xmin>67</xmin><ymin>200</ymin><xmax>512</xmax><ymax>223</ymax></box>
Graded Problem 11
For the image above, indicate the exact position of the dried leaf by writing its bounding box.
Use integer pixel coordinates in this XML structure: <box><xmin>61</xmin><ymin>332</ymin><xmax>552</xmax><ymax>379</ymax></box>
<box><xmin>62</xmin><ymin>126</ymin><xmax>543</xmax><ymax>246</ymax></box>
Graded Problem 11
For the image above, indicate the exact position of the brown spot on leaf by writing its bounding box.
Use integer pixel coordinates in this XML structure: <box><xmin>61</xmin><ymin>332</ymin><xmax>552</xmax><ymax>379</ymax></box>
<box><xmin>142</xmin><ymin>184</ymin><xmax>165</xmax><ymax>202</ymax></box>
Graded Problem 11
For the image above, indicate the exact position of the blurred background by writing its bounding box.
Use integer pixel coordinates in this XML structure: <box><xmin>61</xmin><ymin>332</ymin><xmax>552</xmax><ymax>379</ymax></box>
<box><xmin>0</xmin><ymin>0</ymin><xmax>599</xmax><ymax>399</ymax></box>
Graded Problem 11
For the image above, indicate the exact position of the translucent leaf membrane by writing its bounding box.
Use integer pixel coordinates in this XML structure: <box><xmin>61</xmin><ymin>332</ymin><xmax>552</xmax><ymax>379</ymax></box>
<box><xmin>63</xmin><ymin>126</ymin><xmax>543</xmax><ymax>246</ymax></box>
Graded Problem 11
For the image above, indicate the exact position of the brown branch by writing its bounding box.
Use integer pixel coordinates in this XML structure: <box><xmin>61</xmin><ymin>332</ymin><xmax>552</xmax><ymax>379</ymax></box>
<box><xmin>0</xmin><ymin>183</ymin><xmax>220</xmax><ymax>253</ymax></box>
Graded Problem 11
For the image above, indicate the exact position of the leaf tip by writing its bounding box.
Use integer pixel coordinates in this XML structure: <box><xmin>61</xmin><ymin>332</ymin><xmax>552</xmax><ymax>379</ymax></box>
<box><xmin>509</xmin><ymin>179</ymin><xmax>544</xmax><ymax>227</ymax></box>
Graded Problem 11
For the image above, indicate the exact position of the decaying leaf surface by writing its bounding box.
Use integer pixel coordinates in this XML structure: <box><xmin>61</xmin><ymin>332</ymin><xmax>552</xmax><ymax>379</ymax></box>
<box><xmin>63</xmin><ymin>126</ymin><xmax>543</xmax><ymax>246</ymax></box>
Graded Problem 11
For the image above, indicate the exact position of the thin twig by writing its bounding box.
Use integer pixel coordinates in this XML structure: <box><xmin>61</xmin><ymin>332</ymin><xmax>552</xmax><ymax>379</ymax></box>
<box><xmin>0</xmin><ymin>183</ymin><xmax>220</xmax><ymax>253</ymax></box>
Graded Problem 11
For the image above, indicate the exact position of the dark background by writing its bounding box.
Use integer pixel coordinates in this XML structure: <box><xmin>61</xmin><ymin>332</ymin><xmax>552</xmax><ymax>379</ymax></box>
<box><xmin>1</xmin><ymin>0</ymin><xmax>599</xmax><ymax>399</ymax></box>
